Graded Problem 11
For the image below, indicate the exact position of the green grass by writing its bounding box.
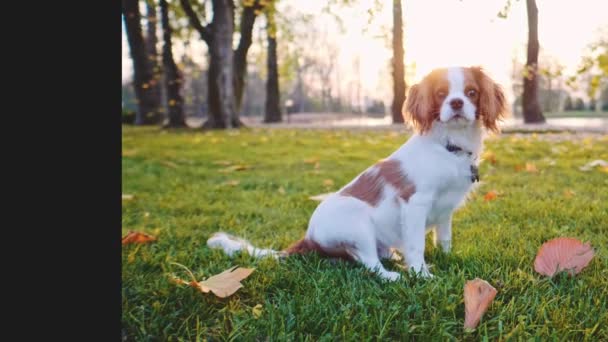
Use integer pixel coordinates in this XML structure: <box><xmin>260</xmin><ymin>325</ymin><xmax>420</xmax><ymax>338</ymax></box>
<box><xmin>122</xmin><ymin>126</ymin><xmax>608</xmax><ymax>341</ymax></box>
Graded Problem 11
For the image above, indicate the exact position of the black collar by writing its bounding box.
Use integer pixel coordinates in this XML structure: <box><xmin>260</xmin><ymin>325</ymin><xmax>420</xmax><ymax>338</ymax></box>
<box><xmin>445</xmin><ymin>142</ymin><xmax>473</xmax><ymax>157</ymax></box>
<box><xmin>445</xmin><ymin>142</ymin><xmax>479</xmax><ymax>182</ymax></box>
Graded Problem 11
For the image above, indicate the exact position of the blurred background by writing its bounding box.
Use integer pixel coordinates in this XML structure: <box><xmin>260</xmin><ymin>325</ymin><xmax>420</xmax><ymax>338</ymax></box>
<box><xmin>122</xmin><ymin>0</ymin><xmax>608</xmax><ymax>130</ymax></box>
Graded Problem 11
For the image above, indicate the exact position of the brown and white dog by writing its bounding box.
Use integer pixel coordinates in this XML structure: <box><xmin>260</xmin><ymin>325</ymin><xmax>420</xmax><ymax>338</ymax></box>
<box><xmin>208</xmin><ymin>66</ymin><xmax>508</xmax><ymax>280</ymax></box>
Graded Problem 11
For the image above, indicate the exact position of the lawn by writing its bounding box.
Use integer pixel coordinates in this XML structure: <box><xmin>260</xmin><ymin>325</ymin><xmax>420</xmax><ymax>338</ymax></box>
<box><xmin>122</xmin><ymin>126</ymin><xmax>608</xmax><ymax>341</ymax></box>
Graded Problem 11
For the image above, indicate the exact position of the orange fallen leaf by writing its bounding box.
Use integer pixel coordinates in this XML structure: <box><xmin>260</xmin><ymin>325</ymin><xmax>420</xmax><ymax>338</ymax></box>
<box><xmin>484</xmin><ymin>190</ymin><xmax>498</xmax><ymax>201</ymax></box>
<box><xmin>122</xmin><ymin>231</ymin><xmax>157</xmax><ymax>245</ymax></box>
<box><xmin>172</xmin><ymin>264</ymin><xmax>255</xmax><ymax>298</ymax></box>
<box><xmin>563</xmin><ymin>189</ymin><xmax>575</xmax><ymax>198</ymax></box>
<box><xmin>464</xmin><ymin>278</ymin><xmax>497</xmax><ymax>330</ymax></box>
<box><xmin>533</xmin><ymin>237</ymin><xmax>594</xmax><ymax>277</ymax></box>
<box><xmin>514</xmin><ymin>164</ymin><xmax>524</xmax><ymax>172</ymax></box>
<box><xmin>304</xmin><ymin>157</ymin><xmax>319</xmax><ymax>164</ymax></box>
<box><xmin>525</xmin><ymin>162</ymin><xmax>538</xmax><ymax>173</ymax></box>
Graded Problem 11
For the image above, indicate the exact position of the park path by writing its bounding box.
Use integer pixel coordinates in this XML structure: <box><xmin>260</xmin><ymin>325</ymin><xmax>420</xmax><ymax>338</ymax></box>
<box><xmin>186</xmin><ymin>112</ymin><xmax>608</xmax><ymax>134</ymax></box>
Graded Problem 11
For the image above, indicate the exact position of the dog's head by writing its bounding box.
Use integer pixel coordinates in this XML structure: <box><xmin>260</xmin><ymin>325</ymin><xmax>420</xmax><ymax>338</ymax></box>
<box><xmin>403</xmin><ymin>66</ymin><xmax>509</xmax><ymax>134</ymax></box>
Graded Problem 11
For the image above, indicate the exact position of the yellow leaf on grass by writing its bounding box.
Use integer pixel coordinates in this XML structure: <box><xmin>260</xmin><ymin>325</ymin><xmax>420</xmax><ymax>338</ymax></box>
<box><xmin>563</xmin><ymin>189</ymin><xmax>575</xmax><ymax>198</ymax></box>
<box><xmin>172</xmin><ymin>265</ymin><xmax>255</xmax><ymax>298</ymax></box>
<box><xmin>252</xmin><ymin>304</ymin><xmax>263</xmax><ymax>319</ymax></box>
<box><xmin>525</xmin><ymin>163</ymin><xmax>538</xmax><ymax>173</ymax></box>
<box><xmin>123</xmin><ymin>149</ymin><xmax>138</xmax><ymax>157</ymax></box>
<box><xmin>482</xmin><ymin>151</ymin><xmax>497</xmax><ymax>165</ymax></box>
<box><xmin>323</xmin><ymin>179</ymin><xmax>334</xmax><ymax>187</ymax></box>
<box><xmin>212</xmin><ymin>160</ymin><xmax>232</xmax><ymax>166</ymax></box>
<box><xmin>304</xmin><ymin>157</ymin><xmax>319</xmax><ymax>164</ymax></box>
<box><xmin>122</xmin><ymin>194</ymin><xmax>135</xmax><ymax>201</ymax></box>
<box><xmin>223</xmin><ymin>180</ymin><xmax>240</xmax><ymax>187</ymax></box>
<box><xmin>278</xmin><ymin>186</ymin><xmax>286</xmax><ymax>194</ymax></box>
<box><xmin>219</xmin><ymin>165</ymin><xmax>250</xmax><ymax>173</ymax></box>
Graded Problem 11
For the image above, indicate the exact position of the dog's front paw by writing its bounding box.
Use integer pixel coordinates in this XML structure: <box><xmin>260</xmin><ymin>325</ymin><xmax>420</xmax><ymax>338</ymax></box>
<box><xmin>379</xmin><ymin>270</ymin><xmax>402</xmax><ymax>282</ymax></box>
<box><xmin>409</xmin><ymin>264</ymin><xmax>434</xmax><ymax>279</ymax></box>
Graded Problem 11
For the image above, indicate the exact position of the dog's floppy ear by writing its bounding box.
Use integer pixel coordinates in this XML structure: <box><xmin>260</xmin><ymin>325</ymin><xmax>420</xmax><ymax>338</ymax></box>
<box><xmin>403</xmin><ymin>82</ymin><xmax>435</xmax><ymax>133</ymax></box>
<box><xmin>472</xmin><ymin>67</ymin><xmax>509</xmax><ymax>133</ymax></box>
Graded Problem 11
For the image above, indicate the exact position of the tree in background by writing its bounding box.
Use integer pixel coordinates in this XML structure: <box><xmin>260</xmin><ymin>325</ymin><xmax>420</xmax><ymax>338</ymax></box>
<box><xmin>123</xmin><ymin>0</ymin><xmax>163</xmax><ymax>125</ymax></box>
<box><xmin>160</xmin><ymin>0</ymin><xmax>186</xmax><ymax>127</ymax></box>
<box><xmin>180</xmin><ymin>0</ymin><xmax>265</xmax><ymax>129</ymax></box>
<box><xmin>521</xmin><ymin>0</ymin><xmax>545</xmax><ymax>122</ymax></box>
<box><xmin>145</xmin><ymin>0</ymin><xmax>163</xmax><ymax>114</ymax></box>
<box><xmin>499</xmin><ymin>0</ymin><xmax>545</xmax><ymax>123</ymax></box>
<box><xmin>391</xmin><ymin>0</ymin><xmax>405</xmax><ymax>124</ymax></box>
<box><xmin>263</xmin><ymin>1</ymin><xmax>282</xmax><ymax>123</ymax></box>
<box><xmin>234</xmin><ymin>0</ymin><xmax>265</xmax><ymax>113</ymax></box>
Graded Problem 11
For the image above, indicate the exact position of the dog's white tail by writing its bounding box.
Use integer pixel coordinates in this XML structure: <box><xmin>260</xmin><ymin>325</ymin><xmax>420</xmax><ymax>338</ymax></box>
<box><xmin>207</xmin><ymin>232</ymin><xmax>285</xmax><ymax>258</ymax></box>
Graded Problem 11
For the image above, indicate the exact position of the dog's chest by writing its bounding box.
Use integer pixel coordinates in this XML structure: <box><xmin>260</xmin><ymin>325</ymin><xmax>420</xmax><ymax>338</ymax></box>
<box><xmin>427</xmin><ymin>177</ymin><xmax>473</xmax><ymax>225</ymax></box>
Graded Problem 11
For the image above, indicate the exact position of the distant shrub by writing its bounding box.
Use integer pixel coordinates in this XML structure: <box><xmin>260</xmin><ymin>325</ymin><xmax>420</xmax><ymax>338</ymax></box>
<box><xmin>122</xmin><ymin>109</ymin><xmax>136</xmax><ymax>125</ymax></box>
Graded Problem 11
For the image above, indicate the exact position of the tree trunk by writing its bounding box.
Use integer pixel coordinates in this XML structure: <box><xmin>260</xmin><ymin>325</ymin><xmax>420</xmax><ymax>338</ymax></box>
<box><xmin>160</xmin><ymin>0</ymin><xmax>186</xmax><ymax>128</ymax></box>
<box><xmin>391</xmin><ymin>0</ymin><xmax>406</xmax><ymax>124</ymax></box>
<box><xmin>204</xmin><ymin>0</ymin><xmax>239</xmax><ymax>129</ymax></box>
<box><xmin>522</xmin><ymin>0</ymin><xmax>545</xmax><ymax>123</ymax></box>
<box><xmin>146</xmin><ymin>0</ymin><xmax>163</xmax><ymax>115</ymax></box>
<box><xmin>264</xmin><ymin>32</ymin><xmax>282</xmax><ymax>123</ymax></box>
<box><xmin>122</xmin><ymin>0</ymin><xmax>162</xmax><ymax>125</ymax></box>
<box><xmin>234</xmin><ymin>1</ymin><xmax>261</xmax><ymax>112</ymax></box>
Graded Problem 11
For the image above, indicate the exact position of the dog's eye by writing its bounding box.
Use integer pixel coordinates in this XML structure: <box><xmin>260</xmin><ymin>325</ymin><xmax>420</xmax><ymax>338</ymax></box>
<box><xmin>466</xmin><ymin>89</ymin><xmax>477</xmax><ymax>97</ymax></box>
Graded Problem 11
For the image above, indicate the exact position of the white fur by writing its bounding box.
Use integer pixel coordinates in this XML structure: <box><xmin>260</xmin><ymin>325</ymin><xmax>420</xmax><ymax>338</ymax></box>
<box><xmin>208</xmin><ymin>67</ymin><xmax>490</xmax><ymax>281</ymax></box>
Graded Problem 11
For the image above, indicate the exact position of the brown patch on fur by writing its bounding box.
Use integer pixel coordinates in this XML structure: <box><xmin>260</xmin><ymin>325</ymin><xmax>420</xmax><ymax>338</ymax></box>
<box><xmin>376</xmin><ymin>159</ymin><xmax>416</xmax><ymax>201</ymax></box>
<box><xmin>283</xmin><ymin>239</ymin><xmax>353</xmax><ymax>261</ymax></box>
<box><xmin>470</xmin><ymin>66</ymin><xmax>509</xmax><ymax>133</ymax></box>
<box><xmin>403</xmin><ymin>68</ymin><xmax>448</xmax><ymax>133</ymax></box>
<box><xmin>340</xmin><ymin>159</ymin><xmax>416</xmax><ymax>205</ymax></box>
<box><xmin>340</xmin><ymin>171</ymin><xmax>383</xmax><ymax>206</ymax></box>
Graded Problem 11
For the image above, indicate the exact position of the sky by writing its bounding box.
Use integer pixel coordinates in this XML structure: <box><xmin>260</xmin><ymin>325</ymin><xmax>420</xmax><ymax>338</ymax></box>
<box><xmin>123</xmin><ymin>0</ymin><xmax>608</xmax><ymax>104</ymax></box>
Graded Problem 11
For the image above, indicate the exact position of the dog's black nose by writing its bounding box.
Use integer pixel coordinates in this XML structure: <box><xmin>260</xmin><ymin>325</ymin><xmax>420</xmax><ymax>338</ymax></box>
<box><xmin>450</xmin><ymin>98</ymin><xmax>463</xmax><ymax>110</ymax></box>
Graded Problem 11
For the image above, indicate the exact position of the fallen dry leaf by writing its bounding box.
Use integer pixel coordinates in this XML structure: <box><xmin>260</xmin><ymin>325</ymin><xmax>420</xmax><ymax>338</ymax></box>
<box><xmin>563</xmin><ymin>189</ymin><xmax>575</xmax><ymax>198</ymax></box>
<box><xmin>161</xmin><ymin>160</ymin><xmax>178</xmax><ymax>168</ymax></box>
<box><xmin>533</xmin><ymin>237</ymin><xmax>595</xmax><ymax>277</ymax></box>
<box><xmin>212</xmin><ymin>160</ymin><xmax>232</xmax><ymax>166</ymax></box>
<box><xmin>323</xmin><ymin>179</ymin><xmax>334</xmax><ymax>187</ymax></box>
<box><xmin>122</xmin><ymin>194</ymin><xmax>135</xmax><ymax>201</ymax></box>
<box><xmin>122</xmin><ymin>231</ymin><xmax>157</xmax><ymax>245</ymax></box>
<box><xmin>579</xmin><ymin>159</ymin><xmax>608</xmax><ymax>171</ymax></box>
<box><xmin>252</xmin><ymin>304</ymin><xmax>263</xmax><ymax>319</ymax></box>
<box><xmin>309</xmin><ymin>192</ymin><xmax>334</xmax><ymax>201</ymax></box>
<box><xmin>484</xmin><ymin>190</ymin><xmax>498</xmax><ymax>201</ymax></box>
<box><xmin>525</xmin><ymin>162</ymin><xmax>538</xmax><ymax>173</ymax></box>
<box><xmin>464</xmin><ymin>278</ymin><xmax>497</xmax><ymax>329</ymax></box>
<box><xmin>482</xmin><ymin>151</ymin><xmax>497</xmax><ymax>165</ymax></box>
<box><xmin>514</xmin><ymin>164</ymin><xmax>524</xmax><ymax>172</ymax></box>
<box><xmin>277</xmin><ymin>186</ymin><xmax>286</xmax><ymax>194</ymax></box>
<box><xmin>219</xmin><ymin>165</ymin><xmax>250</xmax><ymax>173</ymax></box>
<box><xmin>223</xmin><ymin>180</ymin><xmax>240</xmax><ymax>187</ymax></box>
<box><xmin>304</xmin><ymin>157</ymin><xmax>319</xmax><ymax>164</ymax></box>
<box><xmin>172</xmin><ymin>265</ymin><xmax>255</xmax><ymax>298</ymax></box>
